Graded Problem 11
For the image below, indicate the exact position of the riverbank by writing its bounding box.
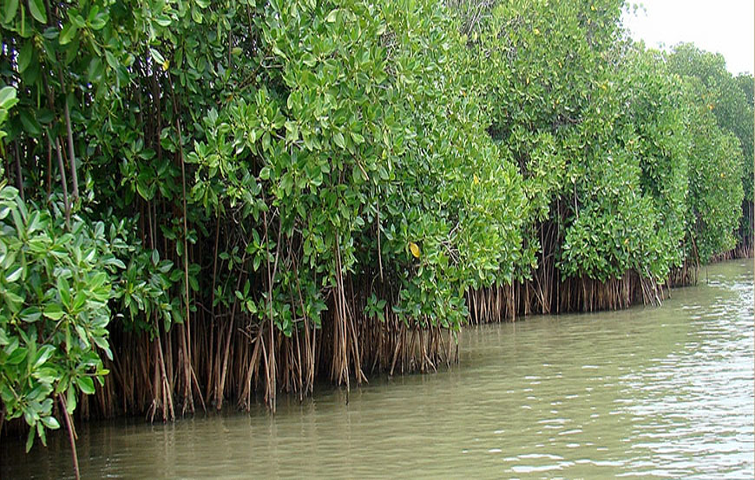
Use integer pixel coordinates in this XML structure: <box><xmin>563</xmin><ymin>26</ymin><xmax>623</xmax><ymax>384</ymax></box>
<box><xmin>3</xmin><ymin>260</ymin><xmax>752</xmax><ymax>479</ymax></box>
<box><xmin>0</xmin><ymin>249</ymin><xmax>748</xmax><ymax>445</ymax></box>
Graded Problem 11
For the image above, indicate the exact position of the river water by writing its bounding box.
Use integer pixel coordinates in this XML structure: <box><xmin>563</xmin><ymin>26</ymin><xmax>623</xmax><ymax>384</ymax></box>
<box><xmin>2</xmin><ymin>260</ymin><xmax>753</xmax><ymax>479</ymax></box>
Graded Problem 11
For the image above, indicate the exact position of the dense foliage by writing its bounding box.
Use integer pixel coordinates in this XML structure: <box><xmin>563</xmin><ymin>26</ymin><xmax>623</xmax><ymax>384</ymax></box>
<box><xmin>1</xmin><ymin>0</ymin><xmax>751</xmax><ymax>458</ymax></box>
<box><xmin>0</xmin><ymin>183</ymin><xmax>119</xmax><ymax>450</ymax></box>
<box><xmin>461</xmin><ymin>0</ymin><xmax>692</xmax><ymax>284</ymax></box>
<box><xmin>666</xmin><ymin>44</ymin><xmax>753</xmax><ymax>258</ymax></box>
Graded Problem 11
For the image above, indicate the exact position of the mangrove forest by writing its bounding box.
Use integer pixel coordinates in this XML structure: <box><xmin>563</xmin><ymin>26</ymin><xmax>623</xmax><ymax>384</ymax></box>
<box><xmin>0</xmin><ymin>0</ymin><xmax>752</xmax><ymax>469</ymax></box>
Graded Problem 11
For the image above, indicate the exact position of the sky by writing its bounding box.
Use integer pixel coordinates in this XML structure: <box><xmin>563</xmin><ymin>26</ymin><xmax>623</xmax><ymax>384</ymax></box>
<box><xmin>622</xmin><ymin>0</ymin><xmax>754</xmax><ymax>75</ymax></box>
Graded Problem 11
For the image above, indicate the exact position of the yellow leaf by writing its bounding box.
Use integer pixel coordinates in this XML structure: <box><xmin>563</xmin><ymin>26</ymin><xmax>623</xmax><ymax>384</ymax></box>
<box><xmin>473</xmin><ymin>174</ymin><xmax>479</xmax><ymax>185</ymax></box>
<box><xmin>533</xmin><ymin>28</ymin><xmax>540</xmax><ymax>35</ymax></box>
<box><xmin>162</xmin><ymin>60</ymin><xmax>170</xmax><ymax>71</ymax></box>
<box><xmin>409</xmin><ymin>242</ymin><xmax>420</xmax><ymax>259</ymax></box>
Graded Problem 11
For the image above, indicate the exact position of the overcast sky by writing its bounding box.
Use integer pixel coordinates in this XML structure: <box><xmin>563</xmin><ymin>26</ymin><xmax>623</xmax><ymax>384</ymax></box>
<box><xmin>622</xmin><ymin>0</ymin><xmax>754</xmax><ymax>75</ymax></box>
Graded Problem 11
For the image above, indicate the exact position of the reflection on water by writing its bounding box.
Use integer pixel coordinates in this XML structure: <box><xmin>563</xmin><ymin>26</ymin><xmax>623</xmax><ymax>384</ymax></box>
<box><xmin>2</xmin><ymin>261</ymin><xmax>752</xmax><ymax>479</ymax></box>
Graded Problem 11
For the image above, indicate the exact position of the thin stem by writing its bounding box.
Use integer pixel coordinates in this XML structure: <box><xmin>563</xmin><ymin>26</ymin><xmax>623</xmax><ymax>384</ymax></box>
<box><xmin>64</xmin><ymin>97</ymin><xmax>78</xmax><ymax>199</ymax></box>
<box><xmin>54</xmin><ymin>136</ymin><xmax>70</xmax><ymax>229</ymax></box>
<box><xmin>58</xmin><ymin>394</ymin><xmax>80</xmax><ymax>480</ymax></box>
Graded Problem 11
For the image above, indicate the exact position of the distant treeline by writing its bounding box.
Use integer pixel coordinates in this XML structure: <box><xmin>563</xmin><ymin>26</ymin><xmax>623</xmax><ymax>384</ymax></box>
<box><xmin>0</xmin><ymin>0</ymin><xmax>752</xmax><ymax>459</ymax></box>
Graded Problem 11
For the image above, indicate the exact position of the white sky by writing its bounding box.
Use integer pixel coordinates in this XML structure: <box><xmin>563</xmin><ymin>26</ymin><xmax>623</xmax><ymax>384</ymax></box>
<box><xmin>622</xmin><ymin>0</ymin><xmax>754</xmax><ymax>75</ymax></box>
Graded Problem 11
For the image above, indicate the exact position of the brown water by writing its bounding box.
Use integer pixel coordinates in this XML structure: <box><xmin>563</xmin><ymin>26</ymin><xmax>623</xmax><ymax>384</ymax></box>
<box><xmin>2</xmin><ymin>260</ymin><xmax>752</xmax><ymax>479</ymax></box>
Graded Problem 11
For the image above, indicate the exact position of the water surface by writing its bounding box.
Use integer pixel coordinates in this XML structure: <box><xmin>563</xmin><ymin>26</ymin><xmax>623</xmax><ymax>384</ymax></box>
<box><xmin>2</xmin><ymin>260</ymin><xmax>752</xmax><ymax>478</ymax></box>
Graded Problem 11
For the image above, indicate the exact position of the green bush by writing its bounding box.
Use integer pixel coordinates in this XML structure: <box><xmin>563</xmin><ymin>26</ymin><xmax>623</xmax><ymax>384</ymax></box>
<box><xmin>0</xmin><ymin>184</ymin><xmax>119</xmax><ymax>450</ymax></box>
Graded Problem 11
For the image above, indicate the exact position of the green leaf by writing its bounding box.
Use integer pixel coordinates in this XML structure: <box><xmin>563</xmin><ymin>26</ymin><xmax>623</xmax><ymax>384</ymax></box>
<box><xmin>72</xmin><ymin>291</ymin><xmax>87</xmax><ymax>312</ymax></box>
<box><xmin>17</xmin><ymin>42</ymin><xmax>33</xmax><ymax>73</ymax></box>
<box><xmin>6</xmin><ymin>265</ymin><xmax>23</xmax><ymax>282</ymax></box>
<box><xmin>333</xmin><ymin>132</ymin><xmax>345</xmax><ymax>149</ymax></box>
<box><xmin>7</xmin><ymin>347</ymin><xmax>26</xmax><ymax>365</ymax></box>
<box><xmin>191</xmin><ymin>6</ymin><xmax>202</xmax><ymax>24</ymax></box>
<box><xmin>77</xmin><ymin>376</ymin><xmax>95</xmax><ymax>395</ymax></box>
<box><xmin>154</xmin><ymin>15</ymin><xmax>171</xmax><ymax>27</ymax></box>
<box><xmin>150</xmin><ymin>48</ymin><xmax>165</xmax><ymax>64</ymax></box>
<box><xmin>104</xmin><ymin>50</ymin><xmax>117</xmax><ymax>70</ymax></box>
<box><xmin>0</xmin><ymin>86</ymin><xmax>17</xmax><ymax>110</ymax></box>
<box><xmin>43</xmin><ymin>303</ymin><xmax>64</xmax><ymax>320</ymax></box>
<box><xmin>66</xmin><ymin>385</ymin><xmax>77</xmax><ymax>413</ymax></box>
<box><xmin>26</xmin><ymin>427</ymin><xmax>35</xmax><ymax>452</ymax></box>
<box><xmin>33</xmin><ymin>345</ymin><xmax>54</xmax><ymax>368</ymax></box>
<box><xmin>326</xmin><ymin>8</ymin><xmax>339</xmax><ymax>22</ymax></box>
<box><xmin>246</xmin><ymin>300</ymin><xmax>257</xmax><ymax>314</ymax></box>
<box><xmin>4</xmin><ymin>290</ymin><xmax>24</xmax><ymax>310</ymax></box>
<box><xmin>33</xmin><ymin>367</ymin><xmax>57</xmax><ymax>384</ymax></box>
<box><xmin>350</xmin><ymin>132</ymin><xmax>365</xmax><ymax>144</ymax></box>
<box><xmin>88</xmin><ymin>10</ymin><xmax>108</xmax><ymax>30</ymax></box>
<box><xmin>90</xmin><ymin>272</ymin><xmax>107</xmax><ymax>290</ymax></box>
<box><xmin>20</xmin><ymin>306</ymin><xmax>41</xmax><ymax>323</ymax></box>
<box><xmin>69</xmin><ymin>12</ymin><xmax>85</xmax><ymax>28</ymax></box>
<box><xmin>57</xmin><ymin>276</ymin><xmax>71</xmax><ymax>308</ymax></box>
<box><xmin>28</xmin><ymin>0</ymin><xmax>47</xmax><ymax>23</ymax></box>
<box><xmin>3</xmin><ymin>0</ymin><xmax>19</xmax><ymax>23</ymax></box>
<box><xmin>59</xmin><ymin>23</ymin><xmax>78</xmax><ymax>45</ymax></box>
<box><xmin>40</xmin><ymin>416</ymin><xmax>60</xmax><ymax>430</ymax></box>
<box><xmin>19</xmin><ymin>110</ymin><xmax>41</xmax><ymax>135</ymax></box>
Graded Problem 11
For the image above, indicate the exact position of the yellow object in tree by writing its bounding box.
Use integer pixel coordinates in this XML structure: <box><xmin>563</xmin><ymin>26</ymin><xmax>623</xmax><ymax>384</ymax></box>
<box><xmin>409</xmin><ymin>242</ymin><xmax>421</xmax><ymax>259</ymax></box>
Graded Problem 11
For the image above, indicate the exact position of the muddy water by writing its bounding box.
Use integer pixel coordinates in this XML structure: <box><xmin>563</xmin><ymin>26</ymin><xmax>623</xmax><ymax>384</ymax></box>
<box><xmin>2</xmin><ymin>260</ymin><xmax>752</xmax><ymax>478</ymax></box>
